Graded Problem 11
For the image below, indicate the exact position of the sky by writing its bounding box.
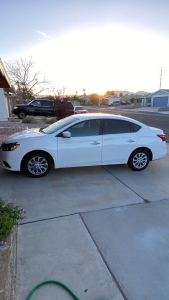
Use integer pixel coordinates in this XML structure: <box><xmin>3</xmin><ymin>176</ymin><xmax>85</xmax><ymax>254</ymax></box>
<box><xmin>1</xmin><ymin>0</ymin><xmax>169</xmax><ymax>95</ymax></box>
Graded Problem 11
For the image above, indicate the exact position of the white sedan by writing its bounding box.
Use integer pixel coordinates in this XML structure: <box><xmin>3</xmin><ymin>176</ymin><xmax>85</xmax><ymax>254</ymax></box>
<box><xmin>0</xmin><ymin>113</ymin><xmax>167</xmax><ymax>178</ymax></box>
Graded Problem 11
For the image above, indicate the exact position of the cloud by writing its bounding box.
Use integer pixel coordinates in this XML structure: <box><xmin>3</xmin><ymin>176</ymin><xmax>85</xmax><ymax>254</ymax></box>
<box><xmin>36</xmin><ymin>30</ymin><xmax>51</xmax><ymax>38</ymax></box>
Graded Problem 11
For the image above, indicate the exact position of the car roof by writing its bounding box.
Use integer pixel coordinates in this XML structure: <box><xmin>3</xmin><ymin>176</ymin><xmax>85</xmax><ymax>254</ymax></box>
<box><xmin>72</xmin><ymin>113</ymin><xmax>144</xmax><ymax>126</ymax></box>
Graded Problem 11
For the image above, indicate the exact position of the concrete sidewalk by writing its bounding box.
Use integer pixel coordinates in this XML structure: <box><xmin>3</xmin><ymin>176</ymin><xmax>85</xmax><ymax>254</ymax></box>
<box><xmin>0</xmin><ymin>145</ymin><xmax>169</xmax><ymax>300</ymax></box>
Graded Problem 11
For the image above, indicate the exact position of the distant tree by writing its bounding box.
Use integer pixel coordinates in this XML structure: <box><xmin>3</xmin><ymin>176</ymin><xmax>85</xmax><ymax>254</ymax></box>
<box><xmin>106</xmin><ymin>90</ymin><xmax>115</xmax><ymax>96</ymax></box>
<box><xmin>5</xmin><ymin>57</ymin><xmax>51</xmax><ymax>101</ymax></box>
<box><xmin>119</xmin><ymin>92</ymin><xmax>123</xmax><ymax>97</ymax></box>
<box><xmin>101</xmin><ymin>98</ymin><xmax>108</xmax><ymax>105</ymax></box>
<box><xmin>89</xmin><ymin>93</ymin><xmax>99</xmax><ymax>105</ymax></box>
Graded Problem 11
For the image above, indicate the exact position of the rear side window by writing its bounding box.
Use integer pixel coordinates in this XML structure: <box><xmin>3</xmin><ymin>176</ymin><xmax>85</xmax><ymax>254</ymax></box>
<box><xmin>129</xmin><ymin>122</ymin><xmax>141</xmax><ymax>132</ymax></box>
<box><xmin>41</xmin><ymin>100</ymin><xmax>53</xmax><ymax>107</ymax></box>
<box><xmin>103</xmin><ymin>119</ymin><xmax>131</xmax><ymax>134</ymax></box>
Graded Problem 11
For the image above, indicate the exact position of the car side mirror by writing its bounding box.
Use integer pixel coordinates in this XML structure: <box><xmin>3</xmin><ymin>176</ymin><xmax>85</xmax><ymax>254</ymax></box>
<box><xmin>62</xmin><ymin>131</ymin><xmax>71</xmax><ymax>138</ymax></box>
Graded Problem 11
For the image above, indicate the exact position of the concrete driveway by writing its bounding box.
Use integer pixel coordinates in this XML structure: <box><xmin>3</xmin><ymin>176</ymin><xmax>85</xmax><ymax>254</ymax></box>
<box><xmin>0</xmin><ymin>145</ymin><xmax>169</xmax><ymax>300</ymax></box>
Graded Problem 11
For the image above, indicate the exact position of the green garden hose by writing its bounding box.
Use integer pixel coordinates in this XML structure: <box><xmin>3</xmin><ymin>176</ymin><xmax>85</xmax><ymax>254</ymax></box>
<box><xmin>26</xmin><ymin>280</ymin><xmax>104</xmax><ymax>300</ymax></box>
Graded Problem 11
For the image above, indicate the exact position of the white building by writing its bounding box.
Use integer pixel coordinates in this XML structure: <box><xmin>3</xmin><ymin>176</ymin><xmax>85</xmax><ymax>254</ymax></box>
<box><xmin>0</xmin><ymin>59</ymin><xmax>11</xmax><ymax>121</ymax></box>
<box><xmin>143</xmin><ymin>89</ymin><xmax>169</xmax><ymax>107</ymax></box>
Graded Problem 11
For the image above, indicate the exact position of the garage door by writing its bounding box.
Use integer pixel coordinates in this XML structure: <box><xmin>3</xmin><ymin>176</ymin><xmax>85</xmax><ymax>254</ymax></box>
<box><xmin>153</xmin><ymin>96</ymin><xmax>168</xmax><ymax>107</ymax></box>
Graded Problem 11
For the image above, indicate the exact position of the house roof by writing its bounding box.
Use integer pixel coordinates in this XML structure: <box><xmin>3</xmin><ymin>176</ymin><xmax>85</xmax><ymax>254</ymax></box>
<box><xmin>147</xmin><ymin>89</ymin><xmax>169</xmax><ymax>97</ymax></box>
<box><xmin>0</xmin><ymin>59</ymin><xmax>11</xmax><ymax>88</ymax></box>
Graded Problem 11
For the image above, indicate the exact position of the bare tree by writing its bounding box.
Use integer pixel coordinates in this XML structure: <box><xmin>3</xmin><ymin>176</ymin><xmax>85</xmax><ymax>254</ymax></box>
<box><xmin>5</xmin><ymin>57</ymin><xmax>51</xmax><ymax>100</ymax></box>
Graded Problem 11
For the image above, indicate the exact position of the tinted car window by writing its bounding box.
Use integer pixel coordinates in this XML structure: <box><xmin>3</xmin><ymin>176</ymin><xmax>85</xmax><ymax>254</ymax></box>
<box><xmin>31</xmin><ymin>100</ymin><xmax>42</xmax><ymax>106</ymax></box>
<box><xmin>103</xmin><ymin>119</ymin><xmax>131</xmax><ymax>134</ymax></box>
<box><xmin>41</xmin><ymin>100</ymin><xmax>53</xmax><ymax>107</ymax></box>
<box><xmin>68</xmin><ymin>120</ymin><xmax>101</xmax><ymax>137</ymax></box>
<box><xmin>75</xmin><ymin>106</ymin><xmax>84</xmax><ymax>110</ymax></box>
<box><xmin>129</xmin><ymin>122</ymin><xmax>141</xmax><ymax>132</ymax></box>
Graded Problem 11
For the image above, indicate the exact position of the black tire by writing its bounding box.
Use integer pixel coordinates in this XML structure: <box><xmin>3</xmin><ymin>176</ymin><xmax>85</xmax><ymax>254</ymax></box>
<box><xmin>22</xmin><ymin>151</ymin><xmax>51</xmax><ymax>178</ymax></box>
<box><xmin>128</xmin><ymin>149</ymin><xmax>150</xmax><ymax>171</ymax></box>
<box><xmin>18</xmin><ymin>110</ymin><xmax>27</xmax><ymax>119</ymax></box>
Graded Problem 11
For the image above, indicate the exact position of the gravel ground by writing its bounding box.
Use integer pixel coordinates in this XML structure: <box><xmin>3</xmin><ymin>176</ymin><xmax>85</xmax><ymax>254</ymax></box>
<box><xmin>0</xmin><ymin>121</ymin><xmax>46</xmax><ymax>145</ymax></box>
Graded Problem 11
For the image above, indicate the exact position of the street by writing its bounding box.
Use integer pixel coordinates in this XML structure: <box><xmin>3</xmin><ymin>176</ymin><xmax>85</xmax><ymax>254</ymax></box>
<box><xmin>87</xmin><ymin>106</ymin><xmax>169</xmax><ymax>142</ymax></box>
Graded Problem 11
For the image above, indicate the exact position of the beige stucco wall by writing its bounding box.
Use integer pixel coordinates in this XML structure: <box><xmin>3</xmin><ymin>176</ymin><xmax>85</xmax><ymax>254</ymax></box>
<box><xmin>0</xmin><ymin>88</ymin><xmax>8</xmax><ymax>121</ymax></box>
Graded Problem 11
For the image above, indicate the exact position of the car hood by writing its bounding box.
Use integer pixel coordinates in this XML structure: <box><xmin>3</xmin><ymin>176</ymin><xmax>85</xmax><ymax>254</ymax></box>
<box><xmin>3</xmin><ymin>128</ymin><xmax>45</xmax><ymax>143</ymax></box>
<box><xmin>14</xmin><ymin>103</ymin><xmax>29</xmax><ymax>107</ymax></box>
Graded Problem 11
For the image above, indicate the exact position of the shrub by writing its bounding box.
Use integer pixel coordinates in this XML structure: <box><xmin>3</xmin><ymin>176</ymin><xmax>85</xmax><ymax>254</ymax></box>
<box><xmin>42</xmin><ymin>117</ymin><xmax>47</xmax><ymax>122</ymax></box>
<box><xmin>45</xmin><ymin>117</ymin><xmax>57</xmax><ymax>124</ymax></box>
<box><xmin>0</xmin><ymin>197</ymin><xmax>26</xmax><ymax>245</ymax></box>
<box><xmin>22</xmin><ymin>116</ymin><xmax>36</xmax><ymax>123</ymax></box>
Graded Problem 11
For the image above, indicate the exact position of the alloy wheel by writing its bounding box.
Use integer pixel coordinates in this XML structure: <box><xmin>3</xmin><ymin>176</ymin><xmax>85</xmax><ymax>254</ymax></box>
<box><xmin>27</xmin><ymin>156</ymin><xmax>49</xmax><ymax>175</ymax></box>
<box><xmin>132</xmin><ymin>152</ymin><xmax>148</xmax><ymax>169</ymax></box>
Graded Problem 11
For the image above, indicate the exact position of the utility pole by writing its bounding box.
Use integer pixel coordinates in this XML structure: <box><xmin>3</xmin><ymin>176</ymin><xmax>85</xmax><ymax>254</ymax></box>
<box><xmin>159</xmin><ymin>67</ymin><xmax>163</xmax><ymax>90</ymax></box>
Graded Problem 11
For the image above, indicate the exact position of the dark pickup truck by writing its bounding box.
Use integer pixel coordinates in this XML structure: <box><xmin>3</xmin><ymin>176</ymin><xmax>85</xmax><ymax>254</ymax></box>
<box><xmin>12</xmin><ymin>99</ymin><xmax>75</xmax><ymax>119</ymax></box>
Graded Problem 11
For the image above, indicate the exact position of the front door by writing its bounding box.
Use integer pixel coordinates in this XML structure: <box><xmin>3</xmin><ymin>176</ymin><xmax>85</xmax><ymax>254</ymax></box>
<box><xmin>28</xmin><ymin>100</ymin><xmax>42</xmax><ymax>116</ymax></box>
<box><xmin>57</xmin><ymin>119</ymin><xmax>102</xmax><ymax>167</ymax></box>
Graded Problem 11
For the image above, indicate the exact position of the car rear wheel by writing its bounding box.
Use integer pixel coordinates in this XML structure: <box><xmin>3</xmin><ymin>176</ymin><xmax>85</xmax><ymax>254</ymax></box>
<box><xmin>128</xmin><ymin>149</ymin><xmax>150</xmax><ymax>171</ymax></box>
<box><xmin>22</xmin><ymin>152</ymin><xmax>51</xmax><ymax>177</ymax></box>
<box><xmin>18</xmin><ymin>110</ymin><xmax>27</xmax><ymax>119</ymax></box>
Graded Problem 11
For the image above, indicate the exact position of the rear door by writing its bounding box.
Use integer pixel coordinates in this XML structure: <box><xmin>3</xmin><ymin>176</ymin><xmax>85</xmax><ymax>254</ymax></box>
<box><xmin>40</xmin><ymin>100</ymin><xmax>54</xmax><ymax>116</ymax></box>
<box><xmin>102</xmin><ymin>119</ymin><xmax>139</xmax><ymax>164</ymax></box>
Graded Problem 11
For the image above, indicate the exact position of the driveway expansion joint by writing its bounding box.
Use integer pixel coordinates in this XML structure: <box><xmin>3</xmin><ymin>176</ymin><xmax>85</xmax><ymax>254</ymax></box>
<box><xmin>80</xmin><ymin>213</ymin><xmax>128</xmax><ymax>300</ymax></box>
<box><xmin>102</xmin><ymin>166</ymin><xmax>145</xmax><ymax>201</ymax></box>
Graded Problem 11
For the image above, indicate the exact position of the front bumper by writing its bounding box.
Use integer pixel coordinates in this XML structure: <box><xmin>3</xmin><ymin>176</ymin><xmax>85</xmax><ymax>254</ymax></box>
<box><xmin>0</xmin><ymin>149</ymin><xmax>21</xmax><ymax>171</ymax></box>
<box><xmin>12</xmin><ymin>108</ymin><xmax>19</xmax><ymax>115</ymax></box>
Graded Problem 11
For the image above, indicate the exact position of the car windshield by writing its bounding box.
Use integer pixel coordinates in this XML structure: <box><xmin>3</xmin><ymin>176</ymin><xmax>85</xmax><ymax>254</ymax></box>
<box><xmin>75</xmin><ymin>106</ymin><xmax>83</xmax><ymax>110</ymax></box>
<box><xmin>43</xmin><ymin>116</ymin><xmax>78</xmax><ymax>134</ymax></box>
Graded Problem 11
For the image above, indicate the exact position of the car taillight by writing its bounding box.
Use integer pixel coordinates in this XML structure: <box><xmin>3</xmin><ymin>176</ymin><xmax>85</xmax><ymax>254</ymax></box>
<box><xmin>157</xmin><ymin>134</ymin><xmax>166</xmax><ymax>141</ymax></box>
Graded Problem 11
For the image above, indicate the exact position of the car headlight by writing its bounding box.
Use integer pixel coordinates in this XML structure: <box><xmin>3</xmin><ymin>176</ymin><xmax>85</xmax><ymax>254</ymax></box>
<box><xmin>13</xmin><ymin>106</ymin><xmax>18</xmax><ymax>109</ymax></box>
<box><xmin>1</xmin><ymin>143</ymin><xmax>20</xmax><ymax>151</ymax></box>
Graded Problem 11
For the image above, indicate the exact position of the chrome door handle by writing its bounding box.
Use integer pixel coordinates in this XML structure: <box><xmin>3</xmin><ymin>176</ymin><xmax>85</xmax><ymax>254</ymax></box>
<box><xmin>91</xmin><ymin>141</ymin><xmax>100</xmax><ymax>145</ymax></box>
<box><xmin>127</xmin><ymin>139</ymin><xmax>135</xmax><ymax>143</ymax></box>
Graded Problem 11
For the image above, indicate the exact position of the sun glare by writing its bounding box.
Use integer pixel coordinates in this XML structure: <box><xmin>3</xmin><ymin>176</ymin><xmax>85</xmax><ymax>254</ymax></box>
<box><xmin>16</xmin><ymin>24</ymin><xmax>169</xmax><ymax>95</ymax></box>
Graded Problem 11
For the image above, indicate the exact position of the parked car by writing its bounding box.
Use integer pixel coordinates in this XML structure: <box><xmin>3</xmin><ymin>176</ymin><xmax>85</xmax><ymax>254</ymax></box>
<box><xmin>108</xmin><ymin>101</ymin><xmax>120</xmax><ymax>106</ymax></box>
<box><xmin>120</xmin><ymin>101</ymin><xmax>131</xmax><ymax>105</ymax></box>
<box><xmin>0</xmin><ymin>113</ymin><xmax>167</xmax><ymax>178</ymax></box>
<box><xmin>12</xmin><ymin>99</ymin><xmax>75</xmax><ymax>119</ymax></box>
<box><xmin>74</xmin><ymin>106</ymin><xmax>88</xmax><ymax>114</ymax></box>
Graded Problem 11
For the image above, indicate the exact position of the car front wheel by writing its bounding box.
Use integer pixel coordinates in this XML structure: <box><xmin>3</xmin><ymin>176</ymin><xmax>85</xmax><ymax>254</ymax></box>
<box><xmin>22</xmin><ymin>152</ymin><xmax>51</xmax><ymax>177</ymax></box>
<box><xmin>128</xmin><ymin>149</ymin><xmax>150</xmax><ymax>171</ymax></box>
<box><xmin>18</xmin><ymin>110</ymin><xmax>27</xmax><ymax>119</ymax></box>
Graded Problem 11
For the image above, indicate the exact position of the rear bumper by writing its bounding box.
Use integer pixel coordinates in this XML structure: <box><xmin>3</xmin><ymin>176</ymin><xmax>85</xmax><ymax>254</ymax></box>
<box><xmin>152</xmin><ymin>142</ymin><xmax>167</xmax><ymax>160</ymax></box>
